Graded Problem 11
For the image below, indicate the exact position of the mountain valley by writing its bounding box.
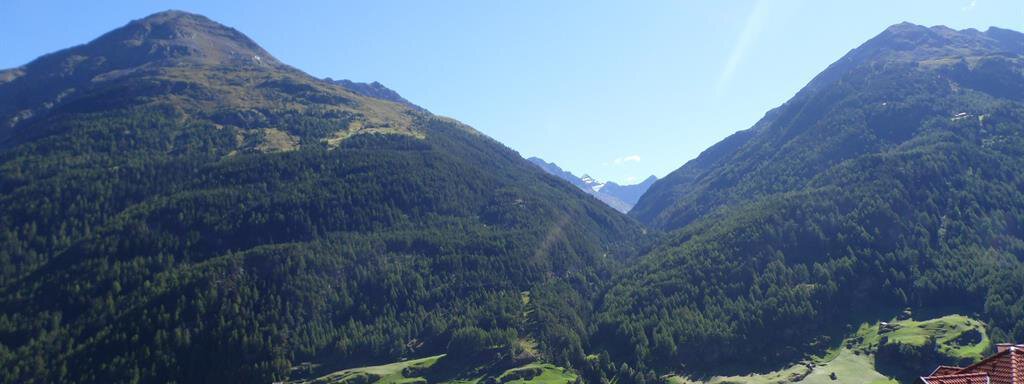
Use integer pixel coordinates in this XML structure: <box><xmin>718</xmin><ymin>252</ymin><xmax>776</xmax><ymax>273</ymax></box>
<box><xmin>1</xmin><ymin>9</ymin><xmax>1023</xmax><ymax>384</ymax></box>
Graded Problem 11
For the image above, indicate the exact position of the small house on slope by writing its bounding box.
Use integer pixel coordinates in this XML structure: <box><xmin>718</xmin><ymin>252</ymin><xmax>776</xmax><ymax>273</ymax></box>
<box><xmin>919</xmin><ymin>343</ymin><xmax>1024</xmax><ymax>384</ymax></box>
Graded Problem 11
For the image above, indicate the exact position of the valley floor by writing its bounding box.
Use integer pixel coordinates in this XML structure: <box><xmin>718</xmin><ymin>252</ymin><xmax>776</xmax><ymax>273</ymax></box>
<box><xmin>284</xmin><ymin>314</ymin><xmax>987</xmax><ymax>384</ymax></box>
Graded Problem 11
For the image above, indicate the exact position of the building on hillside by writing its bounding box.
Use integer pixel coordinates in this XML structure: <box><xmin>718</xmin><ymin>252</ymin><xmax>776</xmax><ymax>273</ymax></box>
<box><xmin>919</xmin><ymin>343</ymin><xmax>1024</xmax><ymax>384</ymax></box>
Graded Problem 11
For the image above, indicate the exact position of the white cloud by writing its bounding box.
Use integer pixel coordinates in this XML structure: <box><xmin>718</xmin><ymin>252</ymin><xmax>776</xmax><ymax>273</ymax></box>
<box><xmin>625</xmin><ymin>176</ymin><xmax>638</xmax><ymax>183</ymax></box>
<box><xmin>612</xmin><ymin>155</ymin><xmax>641</xmax><ymax>165</ymax></box>
<box><xmin>963</xmin><ymin>0</ymin><xmax>978</xmax><ymax>11</ymax></box>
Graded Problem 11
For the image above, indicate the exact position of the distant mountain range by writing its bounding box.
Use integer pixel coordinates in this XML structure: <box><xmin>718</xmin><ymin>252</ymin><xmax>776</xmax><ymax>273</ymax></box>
<box><xmin>527</xmin><ymin>157</ymin><xmax>657</xmax><ymax>213</ymax></box>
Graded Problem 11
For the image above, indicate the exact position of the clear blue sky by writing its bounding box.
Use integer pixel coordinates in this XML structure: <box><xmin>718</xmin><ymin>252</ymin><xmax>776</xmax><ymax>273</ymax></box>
<box><xmin>2</xmin><ymin>1</ymin><xmax>1022</xmax><ymax>184</ymax></box>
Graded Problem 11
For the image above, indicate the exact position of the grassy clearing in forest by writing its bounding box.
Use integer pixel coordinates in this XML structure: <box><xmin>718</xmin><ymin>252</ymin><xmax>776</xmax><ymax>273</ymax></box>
<box><xmin>668</xmin><ymin>314</ymin><xmax>988</xmax><ymax>384</ymax></box>
<box><xmin>287</xmin><ymin>355</ymin><xmax>576</xmax><ymax>384</ymax></box>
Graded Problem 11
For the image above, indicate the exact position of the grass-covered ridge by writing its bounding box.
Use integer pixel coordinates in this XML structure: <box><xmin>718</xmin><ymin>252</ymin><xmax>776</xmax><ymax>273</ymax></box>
<box><xmin>668</xmin><ymin>348</ymin><xmax>896</xmax><ymax>384</ymax></box>
<box><xmin>865</xmin><ymin>314</ymin><xmax>990</xmax><ymax>381</ymax></box>
<box><xmin>287</xmin><ymin>355</ymin><xmax>577</xmax><ymax>384</ymax></box>
<box><xmin>854</xmin><ymin>314</ymin><xmax>990</xmax><ymax>363</ymax></box>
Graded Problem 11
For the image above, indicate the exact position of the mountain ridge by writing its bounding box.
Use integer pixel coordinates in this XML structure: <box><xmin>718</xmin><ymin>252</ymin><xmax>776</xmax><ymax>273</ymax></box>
<box><xmin>328</xmin><ymin>78</ymin><xmax>427</xmax><ymax>112</ymax></box>
<box><xmin>527</xmin><ymin>156</ymin><xmax>657</xmax><ymax>213</ymax></box>
<box><xmin>0</xmin><ymin>10</ymin><xmax>281</xmax><ymax>103</ymax></box>
<box><xmin>633</xmin><ymin>22</ymin><xmax>1024</xmax><ymax>230</ymax></box>
<box><xmin>802</xmin><ymin>22</ymin><xmax>1024</xmax><ymax>95</ymax></box>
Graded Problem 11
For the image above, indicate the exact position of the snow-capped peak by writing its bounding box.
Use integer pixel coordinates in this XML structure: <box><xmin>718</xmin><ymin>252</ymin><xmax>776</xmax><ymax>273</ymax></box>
<box><xmin>579</xmin><ymin>175</ymin><xmax>607</xmax><ymax>192</ymax></box>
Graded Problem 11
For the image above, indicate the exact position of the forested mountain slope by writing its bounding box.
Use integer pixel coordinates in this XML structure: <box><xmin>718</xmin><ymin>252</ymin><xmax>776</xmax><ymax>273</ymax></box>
<box><xmin>607</xmin><ymin>23</ymin><xmax>1024</xmax><ymax>373</ymax></box>
<box><xmin>634</xmin><ymin>23</ymin><xmax>1024</xmax><ymax>231</ymax></box>
<box><xmin>0</xmin><ymin>11</ymin><xmax>645</xmax><ymax>383</ymax></box>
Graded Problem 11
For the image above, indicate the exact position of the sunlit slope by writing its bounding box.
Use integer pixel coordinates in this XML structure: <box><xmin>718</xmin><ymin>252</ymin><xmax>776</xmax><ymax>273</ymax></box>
<box><xmin>0</xmin><ymin>11</ymin><xmax>644</xmax><ymax>383</ymax></box>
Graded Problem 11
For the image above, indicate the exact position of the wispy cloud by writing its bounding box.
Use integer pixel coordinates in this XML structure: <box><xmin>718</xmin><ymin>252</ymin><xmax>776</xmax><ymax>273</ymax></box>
<box><xmin>625</xmin><ymin>176</ymin><xmax>638</xmax><ymax>183</ymax></box>
<box><xmin>716</xmin><ymin>0</ymin><xmax>768</xmax><ymax>97</ymax></box>
<box><xmin>962</xmin><ymin>0</ymin><xmax>978</xmax><ymax>11</ymax></box>
<box><xmin>612</xmin><ymin>155</ymin><xmax>641</xmax><ymax>165</ymax></box>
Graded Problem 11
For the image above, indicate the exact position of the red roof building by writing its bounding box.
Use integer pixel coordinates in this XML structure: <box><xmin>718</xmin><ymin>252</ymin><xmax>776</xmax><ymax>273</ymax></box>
<box><xmin>919</xmin><ymin>344</ymin><xmax>1024</xmax><ymax>384</ymax></box>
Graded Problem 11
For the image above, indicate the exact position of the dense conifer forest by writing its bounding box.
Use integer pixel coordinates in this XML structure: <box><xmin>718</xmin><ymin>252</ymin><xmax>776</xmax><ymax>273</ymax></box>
<box><xmin>0</xmin><ymin>11</ymin><xmax>644</xmax><ymax>383</ymax></box>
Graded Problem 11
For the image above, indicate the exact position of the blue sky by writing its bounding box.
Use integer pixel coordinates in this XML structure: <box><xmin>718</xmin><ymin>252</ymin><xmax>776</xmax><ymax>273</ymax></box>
<box><xmin>2</xmin><ymin>1</ymin><xmax>1022</xmax><ymax>184</ymax></box>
